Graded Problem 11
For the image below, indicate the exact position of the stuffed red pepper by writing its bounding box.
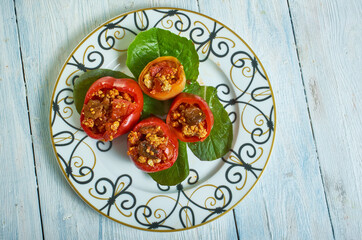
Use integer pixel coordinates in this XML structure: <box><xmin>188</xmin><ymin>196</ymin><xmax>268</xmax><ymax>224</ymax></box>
<box><xmin>80</xmin><ymin>76</ymin><xmax>143</xmax><ymax>141</ymax></box>
<box><xmin>166</xmin><ymin>93</ymin><xmax>214</xmax><ymax>142</ymax></box>
<box><xmin>127</xmin><ymin>117</ymin><xmax>178</xmax><ymax>173</ymax></box>
<box><xmin>138</xmin><ymin>56</ymin><xmax>186</xmax><ymax>100</ymax></box>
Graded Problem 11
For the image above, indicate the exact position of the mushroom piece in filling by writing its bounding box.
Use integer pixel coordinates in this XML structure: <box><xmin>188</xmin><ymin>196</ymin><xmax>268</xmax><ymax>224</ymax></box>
<box><xmin>127</xmin><ymin>126</ymin><xmax>169</xmax><ymax>167</ymax></box>
<box><xmin>169</xmin><ymin>103</ymin><xmax>208</xmax><ymax>139</ymax></box>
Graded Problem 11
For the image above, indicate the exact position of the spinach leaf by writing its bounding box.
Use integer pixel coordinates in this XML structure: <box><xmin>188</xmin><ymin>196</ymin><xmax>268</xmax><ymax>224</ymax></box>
<box><xmin>148</xmin><ymin>141</ymin><xmax>189</xmax><ymax>186</ymax></box>
<box><xmin>126</xmin><ymin>28</ymin><xmax>199</xmax><ymax>81</ymax></box>
<box><xmin>142</xmin><ymin>95</ymin><xmax>172</xmax><ymax>117</ymax></box>
<box><xmin>73</xmin><ymin>69</ymin><xmax>170</xmax><ymax>117</ymax></box>
<box><xmin>184</xmin><ymin>82</ymin><xmax>233</xmax><ymax>160</ymax></box>
<box><xmin>73</xmin><ymin>69</ymin><xmax>131</xmax><ymax>114</ymax></box>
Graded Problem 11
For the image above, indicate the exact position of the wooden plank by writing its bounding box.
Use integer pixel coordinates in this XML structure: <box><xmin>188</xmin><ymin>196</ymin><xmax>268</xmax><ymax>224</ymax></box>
<box><xmin>197</xmin><ymin>0</ymin><xmax>336</xmax><ymax>238</ymax></box>
<box><xmin>0</xmin><ymin>0</ymin><xmax>43</xmax><ymax>239</ymax></box>
<box><xmin>289</xmin><ymin>0</ymin><xmax>362</xmax><ymax>239</ymax></box>
<box><xmin>15</xmin><ymin>0</ymin><xmax>238</xmax><ymax>238</ymax></box>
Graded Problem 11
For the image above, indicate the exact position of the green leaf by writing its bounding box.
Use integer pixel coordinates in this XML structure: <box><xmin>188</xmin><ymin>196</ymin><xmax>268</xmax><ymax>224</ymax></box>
<box><xmin>73</xmin><ymin>69</ymin><xmax>132</xmax><ymax>114</ymax></box>
<box><xmin>183</xmin><ymin>79</ymin><xmax>202</xmax><ymax>93</ymax></box>
<box><xmin>142</xmin><ymin>94</ymin><xmax>172</xmax><ymax>117</ymax></box>
<box><xmin>148</xmin><ymin>141</ymin><xmax>189</xmax><ymax>186</ymax></box>
<box><xmin>184</xmin><ymin>82</ymin><xmax>233</xmax><ymax>160</ymax></box>
<box><xmin>126</xmin><ymin>28</ymin><xmax>199</xmax><ymax>81</ymax></box>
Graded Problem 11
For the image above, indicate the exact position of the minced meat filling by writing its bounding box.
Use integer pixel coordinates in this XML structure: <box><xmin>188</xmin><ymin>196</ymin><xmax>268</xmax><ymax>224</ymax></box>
<box><xmin>127</xmin><ymin>126</ymin><xmax>169</xmax><ymax>167</ymax></box>
<box><xmin>82</xmin><ymin>88</ymin><xmax>134</xmax><ymax>140</ymax></box>
<box><xmin>143</xmin><ymin>61</ymin><xmax>179</xmax><ymax>93</ymax></box>
<box><xmin>170</xmin><ymin>103</ymin><xmax>207</xmax><ymax>139</ymax></box>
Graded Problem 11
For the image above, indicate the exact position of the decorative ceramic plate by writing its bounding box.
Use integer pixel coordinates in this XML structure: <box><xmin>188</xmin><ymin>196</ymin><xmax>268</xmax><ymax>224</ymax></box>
<box><xmin>50</xmin><ymin>7</ymin><xmax>276</xmax><ymax>231</ymax></box>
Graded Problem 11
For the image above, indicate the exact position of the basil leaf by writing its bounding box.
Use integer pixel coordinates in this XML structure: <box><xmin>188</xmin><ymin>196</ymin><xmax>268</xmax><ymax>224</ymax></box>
<box><xmin>184</xmin><ymin>82</ymin><xmax>233</xmax><ymax>160</ymax></box>
<box><xmin>73</xmin><ymin>69</ymin><xmax>131</xmax><ymax>114</ymax></box>
<box><xmin>126</xmin><ymin>28</ymin><xmax>199</xmax><ymax>81</ymax></box>
<box><xmin>148</xmin><ymin>141</ymin><xmax>189</xmax><ymax>186</ymax></box>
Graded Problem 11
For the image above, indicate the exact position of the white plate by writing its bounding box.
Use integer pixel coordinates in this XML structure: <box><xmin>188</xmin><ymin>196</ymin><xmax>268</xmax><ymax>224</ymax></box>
<box><xmin>50</xmin><ymin>7</ymin><xmax>276</xmax><ymax>232</ymax></box>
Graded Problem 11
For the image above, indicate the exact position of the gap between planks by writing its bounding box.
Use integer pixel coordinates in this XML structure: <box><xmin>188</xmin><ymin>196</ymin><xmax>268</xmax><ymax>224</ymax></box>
<box><xmin>196</xmin><ymin>0</ymin><xmax>201</xmax><ymax>11</ymax></box>
<box><xmin>12</xmin><ymin>0</ymin><xmax>45</xmax><ymax>239</ymax></box>
<box><xmin>262</xmin><ymin>184</ymin><xmax>273</xmax><ymax>240</ymax></box>
<box><xmin>285</xmin><ymin>0</ymin><xmax>335</xmax><ymax>239</ymax></box>
<box><xmin>232</xmin><ymin>209</ymin><xmax>241</xmax><ymax>240</ymax></box>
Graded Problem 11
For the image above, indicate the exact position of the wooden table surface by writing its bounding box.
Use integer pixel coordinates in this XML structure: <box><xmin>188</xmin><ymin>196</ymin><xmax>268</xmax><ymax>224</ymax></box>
<box><xmin>1</xmin><ymin>0</ymin><xmax>361</xmax><ymax>239</ymax></box>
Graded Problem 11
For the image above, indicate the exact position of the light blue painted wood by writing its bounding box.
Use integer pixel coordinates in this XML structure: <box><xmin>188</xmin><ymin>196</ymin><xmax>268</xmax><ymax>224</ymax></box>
<box><xmin>0</xmin><ymin>0</ymin><xmax>43</xmax><ymax>239</ymax></box>
<box><xmin>197</xmin><ymin>0</ymin><xmax>335</xmax><ymax>239</ymax></box>
<box><xmin>6</xmin><ymin>0</ymin><xmax>360</xmax><ymax>238</ymax></box>
<box><xmin>14</xmin><ymin>0</ymin><xmax>238</xmax><ymax>239</ymax></box>
<box><xmin>289</xmin><ymin>0</ymin><xmax>362</xmax><ymax>239</ymax></box>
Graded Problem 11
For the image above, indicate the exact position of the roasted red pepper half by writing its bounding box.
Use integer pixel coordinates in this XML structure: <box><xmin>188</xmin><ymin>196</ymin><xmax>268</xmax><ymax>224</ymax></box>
<box><xmin>138</xmin><ymin>56</ymin><xmax>186</xmax><ymax>100</ymax></box>
<box><xmin>80</xmin><ymin>76</ymin><xmax>143</xmax><ymax>141</ymax></box>
<box><xmin>166</xmin><ymin>93</ymin><xmax>214</xmax><ymax>142</ymax></box>
<box><xmin>127</xmin><ymin>117</ymin><xmax>179</xmax><ymax>173</ymax></box>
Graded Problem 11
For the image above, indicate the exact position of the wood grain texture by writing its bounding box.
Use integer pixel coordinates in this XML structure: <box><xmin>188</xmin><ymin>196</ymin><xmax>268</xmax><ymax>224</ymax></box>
<box><xmin>8</xmin><ymin>0</ymin><xmax>360</xmax><ymax>238</ymax></box>
<box><xmin>197</xmin><ymin>0</ymin><xmax>335</xmax><ymax>239</ymax></box>
<box><xmin>14</xmin><ymin>0</ymin><xmax>238</xmax><ymax>239</ymax></box>
<box><xmin>0</xmin><ymin>0</ymin><xmax>43</xmax><ymax>239</ymax></box>
<box><xmin>289</xmin><ymin>0</ymin><xmax>362</xmax><ymax>239</ymax></box>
